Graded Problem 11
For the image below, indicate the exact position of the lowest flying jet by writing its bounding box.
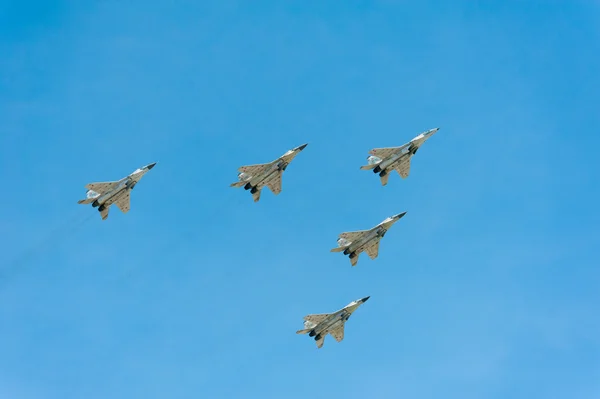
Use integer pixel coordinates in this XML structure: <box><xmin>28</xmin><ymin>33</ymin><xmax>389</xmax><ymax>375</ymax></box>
<box><xmin>296</xmin><ymin>296</ymin><xmax>370</xmax><ymax>349</ymax></box>
<box><xmin>360</xmin><ymin>127</ymin><xmax>440</xmax><ymax>185</ymax></box>
<box><xmin>331</xmin><ymin>212</ymin><xmax>407</xmax><ymax>266</ymax></box>
<box><xmin>77</xmin><ymin>162</ymin><xmax>157</xmax><ymax>220</ymax></box>
<box><xmin>230</xmin><ymin>144</ymin><xmax>307</xmax><ymax>202</ymax></box>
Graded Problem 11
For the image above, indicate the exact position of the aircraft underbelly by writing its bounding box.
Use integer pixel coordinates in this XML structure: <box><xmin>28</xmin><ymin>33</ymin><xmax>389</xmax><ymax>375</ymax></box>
<box><xmin>102</xmin><ymin>188</ymin><xmax>125</xmax><ymax>205</ymax></box>
<box><xmin>352</xmin><ymin>234</ymin><xmax>377</xmax><ymax>252</ymax></box>
<box><xmin>387</xmin><ymin>153</ymin><xmax>410</xmax><ymax>171</ymax></box>
<box><xmin>316</xmin><ymin>314</ymin><xmax>345</xmax><ymax>334</ymax></box>
<box><xmin>252</xmin><ymin>169</ymin><xmax>275</xmax><ymax>187</ymax></box>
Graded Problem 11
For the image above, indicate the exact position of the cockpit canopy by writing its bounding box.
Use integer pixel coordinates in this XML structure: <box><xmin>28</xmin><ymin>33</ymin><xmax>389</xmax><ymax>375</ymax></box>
<box><xmin>367</xmin><ymin>155</ymin><xmax>382</xmax><ymax>165</ymax></box>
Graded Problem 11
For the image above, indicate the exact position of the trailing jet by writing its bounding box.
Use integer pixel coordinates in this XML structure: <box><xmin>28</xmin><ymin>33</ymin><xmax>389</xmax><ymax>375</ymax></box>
<box><xmin>230</xmin><ymin>144</ymin><xmax>308</xmax><ymax>202</ymax></box>
<box><xmin>360</xmin><ymin>127</ymin><xmax>440</xmax><ymax>185</ymax></box>
<box><xmin>296</xmin><ymin>296</ymin><xmax>370</xmax><ymax>349</ymax></box>
<box><xmin>331</xmin><ymin>212</ymin><xmax>407</xmax><ymax>266</ymax></box>
<box><xmin>77</xmin><ymin>163</ymin><xmax>157</xmax><ymax>220</ymax></box>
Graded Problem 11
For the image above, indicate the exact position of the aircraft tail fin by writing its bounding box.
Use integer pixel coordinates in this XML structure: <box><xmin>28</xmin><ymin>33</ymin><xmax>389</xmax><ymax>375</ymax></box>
<box><xmin>379</xmin><ymin>173</ymin><xmax>390</xmax><ymax>186</ymax></box>
<box><xmin>350</xmin><ymin>253</ymin><xmax>359</xmax><ymax>267</ymax></box>
<box><xmin>296</xmin><ymin>328</ymin><xmax>311</xmax><ymax>335</ymax></box>
<box><xmin>252</xmin><ymin>189</ymin><xmax>261</xmax><ymax>202</ymax></box>
<box><xmin>230</xmin><ymin>181</ymin><xmax>246</xmax><ymax>188</ymax></box>
<box><xmin>316</xmin><ymin>335</ymin><xmax>325</xmax><ymax>349</ymax></box>
<box><xmin>360</xmin><ymin>164</ymin><xmax>376</xmax><ymax>170</ymax></box>
<box><xmin>330</xmin><ymin>246</ymin><xmax>346</xmax><ymax>253</ymax></box>
<box><xmin>100</xmin><ymin>206</ymin><xmax>109</xmax><ymax>220</ymax></box>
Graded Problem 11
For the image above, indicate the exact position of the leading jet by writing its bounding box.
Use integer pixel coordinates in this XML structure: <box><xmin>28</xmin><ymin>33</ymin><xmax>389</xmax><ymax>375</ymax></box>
<box><xmin>296</xmin><ymin>296</ymin><xmax>370</xmax><ymax>349</ymax></box>
<box><xmin>360</xmin><ymin>127</ymin><xmax>440</xmax><ymax>186</ymax></box>
<box><xmin>77</xmin><ymin>162</ymin><xmax>157</xmax><ymax>220</ymax></box>
<box><xmin>331</xmin><ymin>212</ymin><xmax>407</xmax><ymax>266</ymax></box>
<box><xmin>230</xmin><ymin>144</ymin><xmax>308</xmax><ymax>202</ymax></box>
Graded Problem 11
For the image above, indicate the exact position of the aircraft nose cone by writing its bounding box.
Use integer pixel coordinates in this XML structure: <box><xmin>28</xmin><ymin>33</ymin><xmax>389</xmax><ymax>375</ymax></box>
<box><xmin>147</xmin><ymin>162</ymin><xmax>157</xmax><ymax>170</ymax></box>
<box><xmin>297</xmin><ymin>143</ymin><xmax>308</xmax><ymax>151</ymax></box>
<box><xmin>395</xmin><ymin>211</ymin><xmax>407</xmax><ymax>219</ymax></box>
<box><xmin>362</xmin><ymin>296</ymin><xmax>370</xmax><ymax>303</ymax></box>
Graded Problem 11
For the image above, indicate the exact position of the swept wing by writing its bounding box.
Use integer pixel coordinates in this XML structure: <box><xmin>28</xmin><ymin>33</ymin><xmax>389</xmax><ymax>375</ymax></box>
<box><xmin>339</xmin><ymin>230</ymin><xmax>370</xmax><ymax>243</ymax></box>
<box><xmin>329</xmin><ymin>324</ymin><xmax>345</xmax><ymax>343</ymax></box>
<box><xmin>265</xmin><ymin>171</ymin><xmax>282</xmax><ymax>195</ymax></box>
<box><xmin>364</xmin><ymin>238</ymin><xmax>381</xmax><ymax>260</ymax></box>
<box><xmin>113</xmin><ymin>191</ymin><xmax>131</xmax><ymax>214</ymax></box>
<box><xmin>394</xmin><ymin>157</ymin><xmax>411</xmax><ymax>179</ymax></box>
<box><xmin>85</xmin><ymin>181</ymin><xmax>118</xmax><ymax>194</ymax></box>
<box><xmin>304</xmin><ymin>314</ymin><xmax>330</xmax><ymax>326</ymax></box>
<box><xmin>369</xmin><ymin>144</ymin><xmax>409</xmax><ymax>160</ymax></box>
<box><xmin>238</xmin><ymin>163</ymin><xmax>271</xmax><ymax>176</ymax></box>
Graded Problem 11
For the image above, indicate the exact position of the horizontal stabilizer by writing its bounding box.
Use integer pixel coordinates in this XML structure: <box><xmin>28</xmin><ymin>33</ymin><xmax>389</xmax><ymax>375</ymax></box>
<box><xmin>330</xmin><ymin>246</ymin><xmax>346</xmax><ymax>253</ymax></box>
<box><xmin>252</xmin><ymin>189</ymin><xmax>261</xmax><ymax>202</ymax></box>
<box><xmin>230</xmin><ymin>181</ymin><xmax>246</xmax><ymax>188</ymax></box>
<box><xmin>296</xmin><ymin>328</ymin><xmax>311</xmax><ymax>335</ymax></box>
<box><xmin>360</xmin><ymin>164</ymin><xmax>376</xmax><ymax>170</ymax></box>
<box><xmin>77</xmin><ymin>198</ymin><xmax>95</xmax><ymax>205</ymax></box>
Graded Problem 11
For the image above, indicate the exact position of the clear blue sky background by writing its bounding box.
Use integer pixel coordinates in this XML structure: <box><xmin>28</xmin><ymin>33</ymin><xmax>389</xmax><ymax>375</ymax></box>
<box><xmin>1</xmin><ymin>1</ymin><xmax>599</xmax><ymax>398</ymax></box>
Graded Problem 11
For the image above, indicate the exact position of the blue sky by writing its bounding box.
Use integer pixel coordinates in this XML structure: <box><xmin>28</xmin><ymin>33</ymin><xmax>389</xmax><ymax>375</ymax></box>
<box><xmin>1</xmin><ymin>1</ymin><xmax>599</xmax><ymax>398</ymax></box>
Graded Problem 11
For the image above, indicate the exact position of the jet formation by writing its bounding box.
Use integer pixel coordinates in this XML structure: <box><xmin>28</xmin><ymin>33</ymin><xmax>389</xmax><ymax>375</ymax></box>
<box><xmin>77</xmin><ymin>128</ymin><xmax>439</xmax><ymax>348</ymax></box>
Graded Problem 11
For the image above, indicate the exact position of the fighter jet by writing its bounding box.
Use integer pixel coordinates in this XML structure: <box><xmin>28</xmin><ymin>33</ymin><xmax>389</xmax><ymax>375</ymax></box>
<box><xmin>360</xmin><ymin>127</ymin><xmax>440</xmax><ymax>185</ymax></box>
<box><xmin>331</xmin><ymin>212</ymin><xmax>407</xmax><ymax>266</ymax></box>
<box><xmin>77</xmin><ymin>163</ymin><xmax>157</xmax><ymax>220</ymax></box>
<box><xmin>230</xmin><ymin>144</ymin><xmax>308</xmax><ymax>202</ymax></box>
<box><xmin>296</xmin><ymin>296</ymin><xmax>370</xmax><ymax>349</ymax></box>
